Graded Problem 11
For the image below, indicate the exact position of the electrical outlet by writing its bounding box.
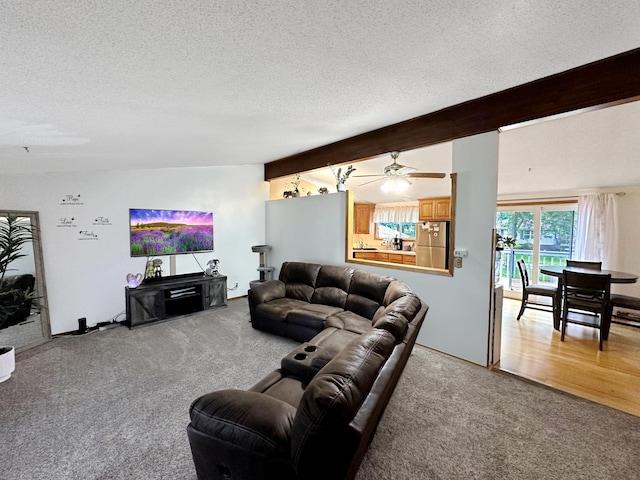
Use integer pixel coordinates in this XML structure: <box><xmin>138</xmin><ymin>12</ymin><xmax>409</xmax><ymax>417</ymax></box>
<box><xmin>454</xmin><ymin>257</ymin><xmax>463</xmax><ymax>268</ymax></box>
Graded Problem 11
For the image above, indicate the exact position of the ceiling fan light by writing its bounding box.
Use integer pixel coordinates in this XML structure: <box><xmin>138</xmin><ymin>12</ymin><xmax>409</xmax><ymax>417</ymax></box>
<box><xmin>381</xmin><ymin>177</ymin><xmax>411</xmax><ymax>194</ymax></box>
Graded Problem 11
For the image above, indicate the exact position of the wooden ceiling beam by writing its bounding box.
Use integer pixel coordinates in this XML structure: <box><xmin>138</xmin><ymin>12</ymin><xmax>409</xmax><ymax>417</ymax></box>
<box><xmin>264</xmin><ymin>47</ymin><xmax>640</xmax><ymax>180</ymax></box>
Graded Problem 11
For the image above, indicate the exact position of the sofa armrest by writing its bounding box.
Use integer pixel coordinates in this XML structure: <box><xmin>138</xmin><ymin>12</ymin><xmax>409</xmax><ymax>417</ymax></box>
<box><xmin>188</xmin><ymin>389</ymin><xmax>297</xmax><ymax>480</ymax></box>
<box><xmin>248</xmin><ymin>279</ymin><xmax>286</xmax><ymax>309</ymax></box>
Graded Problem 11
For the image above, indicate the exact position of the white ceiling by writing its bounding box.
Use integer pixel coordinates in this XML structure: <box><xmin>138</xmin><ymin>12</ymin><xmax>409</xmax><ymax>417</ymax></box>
<box><xmin>2</xmin><ymin>1</ymin><xmax>640</xmax><ymax>196</ymax></box>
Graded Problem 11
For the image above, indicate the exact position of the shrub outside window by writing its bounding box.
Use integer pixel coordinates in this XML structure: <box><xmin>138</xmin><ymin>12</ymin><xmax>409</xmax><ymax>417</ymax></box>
<box><xmin>376</xmin><ymin>222</ymin><xmax>416</xmax><ymax>240</ymax></box>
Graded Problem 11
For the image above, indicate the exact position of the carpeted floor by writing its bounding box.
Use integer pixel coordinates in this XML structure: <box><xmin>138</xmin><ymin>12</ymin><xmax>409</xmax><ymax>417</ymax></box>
<box><xmin>2</xmin><ymin>298</ymin><xmax>639</xmax><ymax>479</ymax></box>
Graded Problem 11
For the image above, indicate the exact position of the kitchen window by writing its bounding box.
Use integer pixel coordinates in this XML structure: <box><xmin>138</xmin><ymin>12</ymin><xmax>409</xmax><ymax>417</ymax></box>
<box><xmin>373</xmin><ymin>202</ymin><xmax>418</xmax><ymax>240</ymax></box>
<box><xmin>375</xmin><ymin>222</ymin><xmax>416</xmax><ymax>240</ymax></box>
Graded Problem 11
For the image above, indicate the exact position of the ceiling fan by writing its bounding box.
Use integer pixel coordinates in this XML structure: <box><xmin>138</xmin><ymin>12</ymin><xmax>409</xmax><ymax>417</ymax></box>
<box><xmin>352</xmin><ymin>151</ymin><xmax>446</xmax><ymax>190</ymax></box>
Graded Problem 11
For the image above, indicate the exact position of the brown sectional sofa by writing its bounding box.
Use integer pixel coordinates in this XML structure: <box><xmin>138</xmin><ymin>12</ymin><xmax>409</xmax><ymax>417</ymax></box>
<box><xmin>187</xmin><ymin>261</ymin><xmax>428</xmax><ymax>480</ymax></box>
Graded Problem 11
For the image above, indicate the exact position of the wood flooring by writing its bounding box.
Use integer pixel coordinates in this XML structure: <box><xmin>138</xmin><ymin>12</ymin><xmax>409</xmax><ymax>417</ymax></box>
<box><xmin>498</xmin><ymin>298</ymin><xmax>640</xmax><ymax>417</ymax></box>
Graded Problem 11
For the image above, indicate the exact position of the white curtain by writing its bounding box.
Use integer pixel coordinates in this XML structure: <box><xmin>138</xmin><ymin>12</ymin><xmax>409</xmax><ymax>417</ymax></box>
<box><xmin>373</xmin><ymin>202</ymin><xmax>418</xmax><ymax>223</ymax></box>
<box><xmin>575</xmin><ymin>193</ymin><xmax>618</xmax><ymax>270</ymax></box>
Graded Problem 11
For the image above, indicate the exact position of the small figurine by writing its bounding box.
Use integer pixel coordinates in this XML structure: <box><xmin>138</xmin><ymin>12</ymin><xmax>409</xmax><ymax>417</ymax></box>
<box><xmin>152</xmin><ymin>258</ymin><xmax>163</xmax><ymax>278</ymax></box>
<box><xmin>206</xmin><ymin>259</ymin><xmax>220</xmax><ymax>276</ymax></box>
<box><xmin>145</xmin><ymin>261</ymin><xmax>155</xmax><ymax>279</ymax></box>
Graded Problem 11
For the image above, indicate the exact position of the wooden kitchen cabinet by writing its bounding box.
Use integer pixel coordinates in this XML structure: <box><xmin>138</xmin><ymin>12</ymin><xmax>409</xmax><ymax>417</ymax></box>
<box><xmin>354</xmin><ymin>250</ymin><xmax>417</xmax><ymax>265</ymax></box>
<box><xmin>403</xmin><ymin>255</ymin><xmax>417</xmax><ymax>265</ymax></box>
<box><xmin>354</xmin><ymin>251</ymin><xmax>376</xmax><ymax>260</ymax></box>
<box><xmin>388</xmin><ymin>253</ymin><xmax>404</xmax><ymax>264</ymax></box>
<box><xmin>354</xmin><ymin>203</ymin><xmax>374</xmax><ymax>234</ymax></box>
<box><xmin>375</xmin><ymin>252</ymin><xmax>389</xmax><ymax>262</ymax></box>
<box><xmin>418</xmin><ymin>197</ymin><xmax>451</xmax><ymax>221</ymax></box>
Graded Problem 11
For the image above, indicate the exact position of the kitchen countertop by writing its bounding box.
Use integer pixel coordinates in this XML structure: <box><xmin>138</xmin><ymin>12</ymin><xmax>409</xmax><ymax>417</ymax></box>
<box><xmin>353</xmin><ymin>248</ymin><xmax>416</xmax><ymax>256</ymax></box>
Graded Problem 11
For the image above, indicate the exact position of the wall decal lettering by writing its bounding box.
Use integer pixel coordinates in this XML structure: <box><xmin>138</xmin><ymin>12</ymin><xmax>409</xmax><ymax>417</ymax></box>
<box><xmin>92</xmin><ymin>216</ymin><xmax>112</xmax><ymax>226</ymax></box>
<box><xmin>78</xmin><ymin>230</ymin><xmax>99</xmax><ymax>241</ymax></box>
<box><xmin>56</xmin><ymin>217</ymin><xmax>77</xmax><ymax>228</ymax></box>
<box><xmin>61</xmin><ymin>194</ymin><xmax>83</xmax><ymax>205</ymax></box>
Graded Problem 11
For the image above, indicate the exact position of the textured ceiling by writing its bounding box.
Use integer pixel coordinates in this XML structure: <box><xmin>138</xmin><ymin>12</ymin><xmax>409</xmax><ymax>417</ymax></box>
<box><xmin>2</xmin><ymin>1</ymin><xmax>640</xmax><ymax>195</ymax></box>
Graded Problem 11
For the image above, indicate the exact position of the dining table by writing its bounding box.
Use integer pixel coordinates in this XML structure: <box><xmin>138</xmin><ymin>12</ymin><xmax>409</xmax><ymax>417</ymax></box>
<box><xmin>538</xmin><ymin>265</ymin><xmax>639</xmax><ymax>330</ymax></box>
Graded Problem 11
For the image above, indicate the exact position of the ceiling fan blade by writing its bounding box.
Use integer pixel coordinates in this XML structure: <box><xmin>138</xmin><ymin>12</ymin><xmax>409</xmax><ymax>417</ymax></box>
<box><xmin>359</xmin><ymin>177</ymin><xmax>385</xmax><ymax>186</ymax></box>
<box><xmin>406</xmin><ymin>172</ymin><xmax>447</xmax><ymax>179</ymax></box>
<box><xmin>351</xmin><ymin>174</ymin><xmax>384</xmax><ymax>178</ymax></box>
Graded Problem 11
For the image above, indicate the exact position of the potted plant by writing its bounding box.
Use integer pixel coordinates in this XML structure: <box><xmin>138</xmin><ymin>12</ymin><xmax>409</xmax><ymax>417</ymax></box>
<box><xmin>496</xmin><ymin>233</ymin><xmax>517</xmax><ymax>251</ymax></box>
<box><xmin>331</xmin><ymin>165</ymin><xmax>356</xmax><ymax>192</ymax></box>
<box><xmin>1</xmin><ymin>215</ymin><xmax>40</xmax><ymax>382</ymax></box>
<box><xmin>0</xmin><ymin>346</ymin><xmax>15</xmax><ymax>383</ymax></box>
<box><xmin>495</xmin><ymin>233</ymin><xmax>517</xmax><ymax>283</ymax></box>
<box><xmin>290</xmin><ymin>174</ymin><xmax>302</xmax><ymax>197</ymax></box>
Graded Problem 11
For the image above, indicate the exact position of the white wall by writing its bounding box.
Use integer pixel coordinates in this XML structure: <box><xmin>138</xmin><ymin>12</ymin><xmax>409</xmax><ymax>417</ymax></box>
<box><xmin>0</xmin><ymin>165</ymin><xmax>268</xmax><ymax>334</ymax></box>
<box><xmin>266</xmin><ymin>192</ymin><xmax>348</xmax><ymax>270</ymax></box>
<box><xmin>266</xmin><ymin>133</ymin><xmax>499</xmax><ymax>366</ymax></box>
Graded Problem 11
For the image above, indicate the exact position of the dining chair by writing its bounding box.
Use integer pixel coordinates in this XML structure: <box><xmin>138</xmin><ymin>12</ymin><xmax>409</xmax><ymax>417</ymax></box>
<box><xmin>566</xmin><ymin>260</ymin><xmax>602</xmax><ymax>269</ymax></box>
<box><xmin>561</xmin><ymin>270</ymin><xmax>611</xmax><ymax>350</ymax></box>
<box><xmin>516</xmin><ymin>259</ymin><xmax>558</xmax><ymax>320</ymax></box>
<box><xmin>607</xmin><ymin>294</ymin><xmax>640</xmax><ymax>328</ymax></box>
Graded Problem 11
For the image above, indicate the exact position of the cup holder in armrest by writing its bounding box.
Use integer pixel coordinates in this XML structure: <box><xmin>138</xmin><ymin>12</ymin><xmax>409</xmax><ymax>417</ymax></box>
<box><xmin>281</xmin><ymin>343</ymin><xmax>330</xmax><ymax>382</ymax></box>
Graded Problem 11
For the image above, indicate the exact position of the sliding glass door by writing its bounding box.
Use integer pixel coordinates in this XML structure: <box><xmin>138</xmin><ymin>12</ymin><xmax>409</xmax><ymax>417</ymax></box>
<box><xmin>496</xmin><ymin>203</ymin><xmax>577</xmax><ymax>299</ymax></box>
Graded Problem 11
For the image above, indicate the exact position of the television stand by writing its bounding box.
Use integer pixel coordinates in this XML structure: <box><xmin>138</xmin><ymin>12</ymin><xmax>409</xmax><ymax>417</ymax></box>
<box><xmin>125</xmin><ymin>274</ymin><xmax>227</xmax><ymax>328</ymax></box>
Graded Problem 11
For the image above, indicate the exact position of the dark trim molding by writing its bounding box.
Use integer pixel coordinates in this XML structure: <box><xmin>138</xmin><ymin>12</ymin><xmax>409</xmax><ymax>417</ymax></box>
<box><xmin>265</xmin><ymin>47</ymin><xmax>640</xmax><ymax>180</ymax></box>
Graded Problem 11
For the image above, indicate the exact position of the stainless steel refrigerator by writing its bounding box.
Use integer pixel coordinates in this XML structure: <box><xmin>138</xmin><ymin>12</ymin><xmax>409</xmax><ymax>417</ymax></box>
<box><xmin>415</xmin><ymin>221</ymin><xmax>449</xmax><ymax>269</ymax></box>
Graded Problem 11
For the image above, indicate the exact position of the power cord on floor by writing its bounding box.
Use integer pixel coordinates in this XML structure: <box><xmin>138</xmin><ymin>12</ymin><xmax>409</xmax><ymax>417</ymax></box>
<box><xmin>228</xmin><ymin>282</ymin><xmax>238</xmax><ymax>291</ymax></box>
<box><xmin>52</xmin><ymin>311</ymin><xmax>126</xmax><ymax>338</ymax></box>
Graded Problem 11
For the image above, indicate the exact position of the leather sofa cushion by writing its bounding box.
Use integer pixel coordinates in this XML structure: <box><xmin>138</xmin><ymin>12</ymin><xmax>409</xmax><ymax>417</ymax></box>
<box><xmin>316</xmin><ymin>265</ymin><xmax>354</xmax><ymax>290</ymax></box>
<box><xmin>0</xmin><ymin>274</ymin><xmax>36</xmax><ymax>327</ymax></box>
<box><xmin>288</xmin><ymin>304</ymin><xmax>344</xmax><ymax>331</ymax></box>
<box><xmin>250</xmin><ymin>370</ymin><xmax>307</xmax><ymax>408</ymax></box>
<box><xmin>0</xmin><ymin>274</ymin><xmax>35</xmax><ymax>292</ymax></box>
<box><xmin>255</xmin><ymin>298</ymin><xmax>310</xmax><ymax>323</ymax></box>
<box><xmin>374</xmin><ymin>293</ymin><xmax>422</xmax><ymax>323</ymax></box>
<box><xmin>373</xmin><ymin>311</ymin><xmax>409</xmax><ymax>341</ymax></box>
<box><xmin>290</xmin><ymin>329</ymin><xmax>395</xmax><ymax>477</ymax></box>
<box><xmin>248</xmin><ymin>279</ymin><xmax>286</xmax><ymax>306</ymax></box>
<box><xmin>344</xmin><ymin>270</ymin><xmax>394</xmax><ymax>319</ymax></box>
<box><xmin>280</xmin><ymin>262</ymin><xmax>321</xmax><ymax>302</ymax></box>
<box><xmin>383</xmin><ymin>280</ymin><xmax>416</xmax><ymax>307</ymax></box>
<box><xmin>324</xmin><ymin>311</ymin><xmax>372</xmax><ymax>336</ymax></box>
<box><xmin>348</xmin><ymin>270</ymin><xmax>394</xmax><ymax>305</ymax></box>
<box><xmin>310</xmin><ymin>327</ymin><xmax>359</xmax><ymax>358</ymax></box>
<box><xmin>285</xmin><ymin>283</ymin><xmax>315</xmax><ymax>303</ymax></box>
<box><xmin>344</xmin><ymin>294</ymin><xmax>380</xmax><ymax>320</ymax></box>
<box><xmin>311</xmin><ymin>286</ymin><xmax>348</xmax><ymax>309</ymax></box>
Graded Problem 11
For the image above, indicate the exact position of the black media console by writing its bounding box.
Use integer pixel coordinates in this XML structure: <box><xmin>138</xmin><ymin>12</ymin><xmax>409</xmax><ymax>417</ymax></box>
<box><xmin>125</xmin><ymin>273</ymin><xmax>227</xmax><ymax>328</ymax></box>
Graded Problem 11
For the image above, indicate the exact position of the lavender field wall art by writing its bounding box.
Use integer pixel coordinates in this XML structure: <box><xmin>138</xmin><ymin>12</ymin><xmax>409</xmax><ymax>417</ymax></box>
<box><xmin>129</xmin><ymin>209</ymin><xmax>214</xmax><ymax>256</ymax></box>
